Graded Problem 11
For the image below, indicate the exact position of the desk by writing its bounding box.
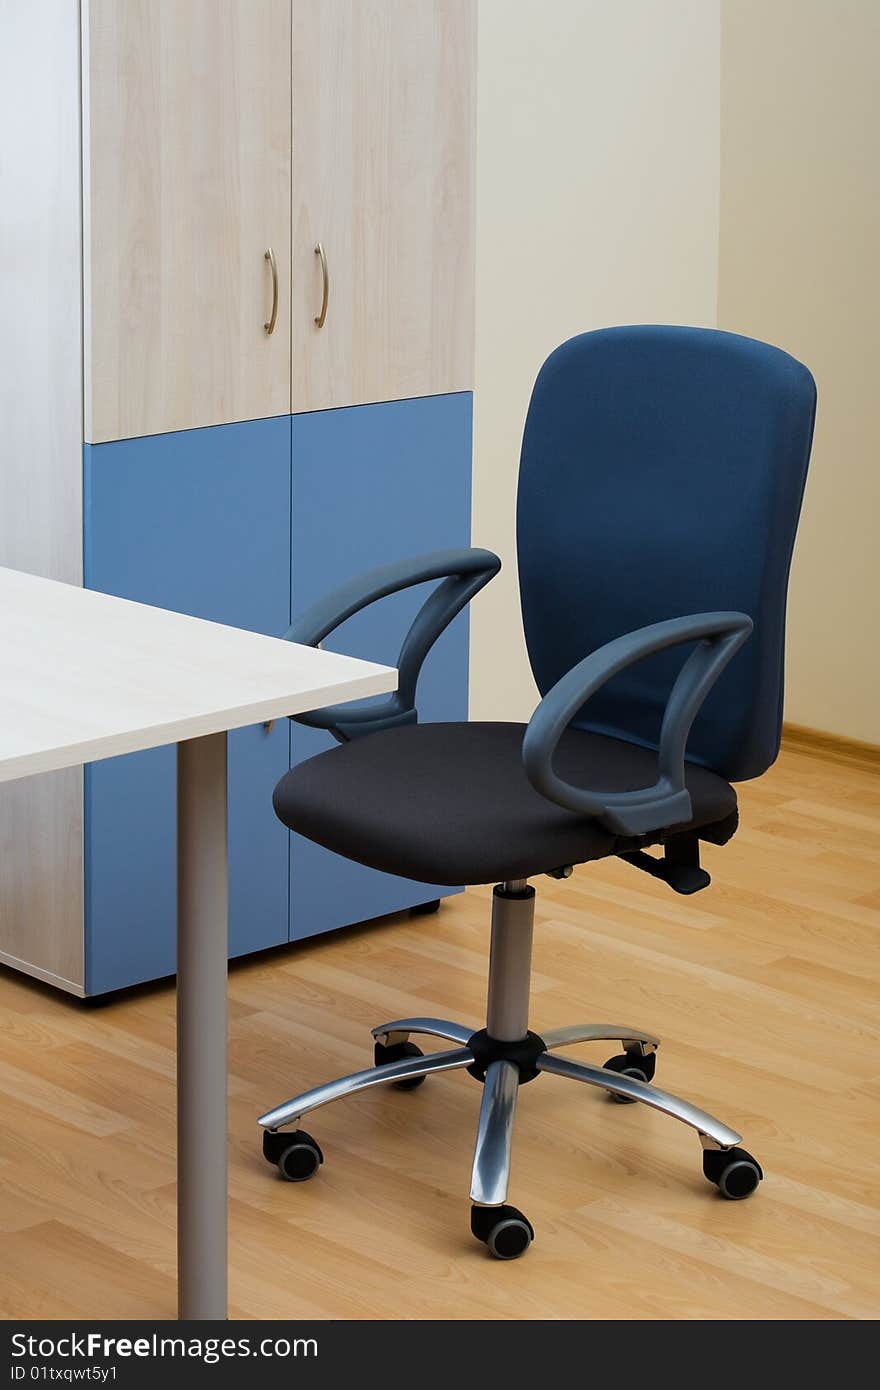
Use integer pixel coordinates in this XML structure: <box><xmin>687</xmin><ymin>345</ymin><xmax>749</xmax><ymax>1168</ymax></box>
<box><xmin>0</xmin><ymin>566</ymin><xmax>396</xmax><ymax>1319</ymax></box>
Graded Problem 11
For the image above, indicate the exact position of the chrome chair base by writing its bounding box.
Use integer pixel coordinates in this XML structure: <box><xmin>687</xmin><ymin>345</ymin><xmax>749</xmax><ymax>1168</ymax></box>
<box><xmin>258</xmin><ymin>884</ymin><xmax>762</xmax><ymax>1257</ymax></box>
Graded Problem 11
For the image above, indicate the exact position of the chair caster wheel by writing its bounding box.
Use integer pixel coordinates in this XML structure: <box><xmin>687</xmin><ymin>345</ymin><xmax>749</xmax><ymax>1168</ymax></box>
<box><xmin>470</xmin><ymin>1204</ymin><xmax>534</xmax><ymax>1260</ymax></box>
<box><xmin>702</xmin><ymin>1146</ymin><xmax>763</xmax><ymax>1199</ymax></box>
<box><xmin>602</xmin><ymin>1049</ymin><xmax>656</xmax><ymax>1102</ymax></box>
<box><xmin>262</xmin><ymin>1128</ymin><xmax>323</xmax><ymax>1182</ymax></box>
<box><xmin>373</xmin><ymin>1038</ymin><xmax>427</xmax><ymax>1089</ymax></box>
<box><xmin>411</xmin><ymin>898</ymin><xmax>441</xmax><ymax>917</ymax></box>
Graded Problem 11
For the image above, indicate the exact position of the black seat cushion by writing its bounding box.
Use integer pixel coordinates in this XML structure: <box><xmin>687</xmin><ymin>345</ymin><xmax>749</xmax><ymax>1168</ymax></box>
<box><xmin>273</xmin><ymin>722</ymin><xmax>738</xmax><ymax>887</ymax></box>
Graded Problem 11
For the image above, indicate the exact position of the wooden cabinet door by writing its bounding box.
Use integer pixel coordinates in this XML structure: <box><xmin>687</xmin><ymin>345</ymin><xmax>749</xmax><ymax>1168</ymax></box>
<box><xmin>83</xmin><ymin>0</ymin><xmax>292</xmax><ymax>443</ymax></box>
<box><xmin>291</xmin><ymin>0</ymin><xmax>475</xmax><ymax>412</ymax></box>
<box><xmin>289</xmin><ymin>393</ymin><xmax>472</xmax><ymax>941</ymax></box>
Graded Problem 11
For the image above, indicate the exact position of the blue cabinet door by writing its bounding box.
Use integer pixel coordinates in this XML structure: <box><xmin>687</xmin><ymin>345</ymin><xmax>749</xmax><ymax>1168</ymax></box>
<box><xmin>83</xmin><ymin>417</ymin><xmax>292</xmax><ymax>994</ymax></box>
<box><xmin>289</xmin><ymin>393</ymin><xmax>472</xmax><ymax>941</ymax></box>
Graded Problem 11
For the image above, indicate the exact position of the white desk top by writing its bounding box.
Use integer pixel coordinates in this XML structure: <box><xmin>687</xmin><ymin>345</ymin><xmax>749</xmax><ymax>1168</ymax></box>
<box><xmin>0</xmin><ymin>567</ymin><xmax>397</xmax><ymax>783</ymax></box>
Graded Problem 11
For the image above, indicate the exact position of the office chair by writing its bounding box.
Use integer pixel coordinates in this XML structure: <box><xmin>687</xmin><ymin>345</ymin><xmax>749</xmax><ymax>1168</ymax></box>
<box><xmin>259</xmin><ymin>326</ymin><xmax>816</xmax><ymax>1259</ymax></box>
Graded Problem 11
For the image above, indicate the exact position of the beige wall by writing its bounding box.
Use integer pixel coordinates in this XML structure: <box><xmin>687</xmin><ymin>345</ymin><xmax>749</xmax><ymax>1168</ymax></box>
<box><xmin>719</xmin><ymin>0</ymin><xmax>880</xmax><ymax>743</ymax></box>
<box><xmin>471</xmin><ymin>0</ymin><xmax>721</xmax><ymax>721</ymax></box>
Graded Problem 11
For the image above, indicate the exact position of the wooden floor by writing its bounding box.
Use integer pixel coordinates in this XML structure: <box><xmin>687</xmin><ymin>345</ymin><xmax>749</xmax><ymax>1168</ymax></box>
<box><xmin>0</xmin><ymin>739</ymin><xmax>878</xmax><ymax>1320</ymax></box>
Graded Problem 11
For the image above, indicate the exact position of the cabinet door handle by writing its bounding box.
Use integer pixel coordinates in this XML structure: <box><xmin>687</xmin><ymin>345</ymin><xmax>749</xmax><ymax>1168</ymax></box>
<box><xmin>264</xmin><ymin>247</ymin><xmax>279</xmax><ymax>335</ymax></box>
<box><xmin>314</xmin><ymin>242</ymin><xmax>330</xmax><ymax>328</ymax></box>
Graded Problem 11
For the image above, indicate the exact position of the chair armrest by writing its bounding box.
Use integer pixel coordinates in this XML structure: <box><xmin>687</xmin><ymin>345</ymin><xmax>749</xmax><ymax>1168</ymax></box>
<box><xmin>285</xmin><ymin>547</ymin><xmax>501</xmax><ymax>741</ymax></box>
<box><xmin>521</xmin><ymin>612</ymin><xmax>753</xmax><ymax>836</ymax></box>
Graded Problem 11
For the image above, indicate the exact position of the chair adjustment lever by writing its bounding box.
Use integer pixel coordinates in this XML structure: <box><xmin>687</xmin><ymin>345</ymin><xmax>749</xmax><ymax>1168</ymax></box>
<box><xmin>618</xmin><ymin>834</ymin><xmax>710</xmax><ymax>895</ymax></box>
<box><xmin>545</xmin><ymin>865</ymin><xmax>574</xmax><ymax>881</ymax></box>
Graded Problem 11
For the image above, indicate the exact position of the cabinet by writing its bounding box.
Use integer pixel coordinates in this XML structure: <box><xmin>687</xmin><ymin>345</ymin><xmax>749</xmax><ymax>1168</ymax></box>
<box><xmin>0</xmin><ymin>0</ymin><xmax>474</xmax><ymax>995</ymax></box>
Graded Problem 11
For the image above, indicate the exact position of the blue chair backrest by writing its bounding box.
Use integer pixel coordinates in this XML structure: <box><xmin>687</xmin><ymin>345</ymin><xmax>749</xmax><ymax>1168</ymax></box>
<box><xmin>517</xmin><ymin>326</ymin><xmax>817</xmax><ymax>781</ymax></box>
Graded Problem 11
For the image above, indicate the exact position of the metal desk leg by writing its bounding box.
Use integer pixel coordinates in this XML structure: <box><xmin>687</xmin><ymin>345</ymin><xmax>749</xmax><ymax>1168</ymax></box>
<box><xmin>177</xmin><ymin>732</ymin><xmax>228</xmax><ymax>1320</ymax></box>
